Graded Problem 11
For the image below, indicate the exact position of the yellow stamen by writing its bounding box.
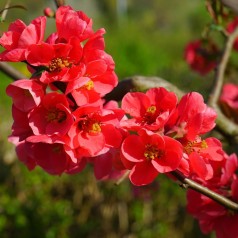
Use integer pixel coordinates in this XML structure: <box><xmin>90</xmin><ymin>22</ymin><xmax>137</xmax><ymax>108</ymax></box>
<box><xmin>48</xmin><ymin>57</ymin><xmax>71</xmax><ymax>72</ymax></box>
<box><xmin>144</xmin><ymin>144</ymin><xmax>163</xmax><ymax>160</ymax></box>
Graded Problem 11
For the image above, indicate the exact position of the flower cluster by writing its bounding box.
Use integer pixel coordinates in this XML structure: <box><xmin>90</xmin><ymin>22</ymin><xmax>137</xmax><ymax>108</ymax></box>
<box><xmin>2</xmin><ymin>6</ymin><xmax>121</xmax><ymax>176</ymax></box>
<box><xmin>187</xmin><ymin>153</ymin><xmax>238</xmax><ymax>238</ymax></box>
<box><xmin>1</xmin><ymin>6</ymin><xmax>238</xmax><ymax>238</ymax></box>
<box><xmin>1</xmin><ymin>5</ymin><xmax>224</xmax><ymax>186</ymax></box>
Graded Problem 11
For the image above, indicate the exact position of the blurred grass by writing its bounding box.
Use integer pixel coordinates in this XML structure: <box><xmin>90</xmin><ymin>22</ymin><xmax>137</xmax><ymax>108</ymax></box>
<box><xmin>0</xmin><ymin>0</ymin><xmax>218</xmax><ymax>237</ymax></box>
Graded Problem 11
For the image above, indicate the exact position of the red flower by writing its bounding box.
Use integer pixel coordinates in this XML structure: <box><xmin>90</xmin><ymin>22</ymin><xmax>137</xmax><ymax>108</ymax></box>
<box><xmin>55</xmin><ymin>6</ymin><xmax>94</xmax><ymax>42</ymax></box>
<box><xmin>121</xmin><ymin>87</ymin><xmax>177</xmax><ymax>132</ymax></box>
<box><xmin>186</xmin><ymin>152</ymin><xmax>238</xmax><ymax>238</ymax></box>
<box><xmin>89</xmin><ymin>148</ymin><xmax>126</xmax><ymax>180</ymax></box>
<box><xmin>68</xmin><ymin>104</ymin><xmax>124</xmax><ymax>157</ymax></box>
<box><xmin>17</xmin><ymin>135</ymin><xmax>86</xmax><ymax>175</ymax></box>
<box><xmin>26</xmin><ymin>39</ymin><xmax>83</xmax><ymax>84</ymax></box>
<box><xmin>166</xmin><ymin>92</ymin><xmax>217</xmax><ymax>141</ymax></box>
<box><xmin>227</xmin><ymin>17</ymin><xmax>238</xmax><ymax>51</ymax></box>
<box><xmin>8</xmin><ymin>106</ymin><xmax>33</xmax><ymax>145</ymax></box>
<box><xmin>181</xmin><ymin>137</ymin><xmax>225</xmax><ymax>180</ymax></box>
<box><xmin>220</xmin><ymin>83</ymin><xmax>238</xmax><ymax>123</ymax></box>
<box><xmin>184</xmin><ymin>40</ymin><xmax>218</xmax><ymax>75</ymax></box>
<box><xmin>0</xmin><ymin>16</ymin><xmax>46</xmax><ymax>61</ymax></box>
<box><xmin>28</xmin><ymin>92</ymin><xmax>74</xmax><ymax>136</ymax></box>
<box><xmin>6</xmin><ymin>79</ymin><xmax>45</xmax><ymax>112</ymax></box>
<box><xmin>187</xmin><ymin>188</ymin><xmax>238</xmax><ymax>238</ymax></box>
<box><xmin>121</xmin><ymin>129</ymin><xmax>183</xmax><ymax>186</ymax></box>
<box><xmin>65</xmin><ymin>30</ymin><xmax>118</xmax><ymax>106</ymax></box>
<box><xmin>221</xmin><ymin>153</ymin><xmax>238</xmax><ymax>185</ymax></box>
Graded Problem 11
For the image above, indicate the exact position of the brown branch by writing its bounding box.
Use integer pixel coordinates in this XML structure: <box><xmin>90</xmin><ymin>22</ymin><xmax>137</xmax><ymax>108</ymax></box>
<box><xmin>1</xmin><ymin>0</ymin><xmax>11</xmax><ymax>21</ymax></box>
<box><xmin>104</xmin><ymin>75</ymin><xmax>184</xmax><ymax>102</ymax></box>
<box><xmin>53</xmin><ymin>0</ymin><xmax>65</xmax><ymax>8</ymax></box>
<box><xmin>115</xmin><ymin>171</ymin><xmax>130</xmax><ymax>186</ymax></box>
<box><xmin>171</xmin><ymin>170</ymin><xmax>238</xmax><ymax>212</ymax></box>
<box><xmin>0</xmin><ymin>62</ymin><xmax>27</xmax><ymax>80</ymax></box>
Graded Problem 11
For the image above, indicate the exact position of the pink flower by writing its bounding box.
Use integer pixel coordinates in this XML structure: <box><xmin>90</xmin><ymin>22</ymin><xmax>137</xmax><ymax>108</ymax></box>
<box><xmin>121</xmin><ymin>129</ymin><xmax>183</xmax><ymax>186</ymax></box>
<box><xmin>184</xmin><ymin>40</ymin><xmax>218</xmax><ymax>75</ymax></box>
<box><xmin>121</xmin><ymin>87</ymin><xmax>177</xmax><ymax>132</ymax></box>
<box><xmin>220</xmin><ymin>83</ymin><xmax>238</xmax><ymax>123</ymax></box>
<box><xmin>0</xmin><ymin>16</ymin><xmax>46</xmax><ymax>61</ymax></box>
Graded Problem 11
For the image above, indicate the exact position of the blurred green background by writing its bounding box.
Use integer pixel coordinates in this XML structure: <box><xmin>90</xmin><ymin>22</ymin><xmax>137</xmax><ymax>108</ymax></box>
<box><xmin>0</xmin><ymin>0</ymin><xmax>216</xmax><ymax>237</ymax></box>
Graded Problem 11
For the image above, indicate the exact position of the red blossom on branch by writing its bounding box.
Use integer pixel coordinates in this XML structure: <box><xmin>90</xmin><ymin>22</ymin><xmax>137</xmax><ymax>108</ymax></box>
<box><xmin>184</xmin><ymin>39</ymin><xmax>219</xmax><ymax>75</ymax></box>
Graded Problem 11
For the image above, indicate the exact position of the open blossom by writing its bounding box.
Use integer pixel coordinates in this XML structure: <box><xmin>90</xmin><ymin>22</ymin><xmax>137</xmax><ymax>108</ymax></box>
<box><xmin>28</xmin><ymin>92</ymin><xmax>74</xmax><ymax>136</ymax></box>
<box><xmin>16</xmin><ymin>135</ymin><xmax>86</xmax><ymax>175</ymax></box>
<box><xmin>55</xmin><ymin>5</ymin><xmax>94</xmax><ymax>42</ymax></box>
<box><xmin>121</xmin><ymin>129</ymin><xmax>183</xmax><ymax>186</ymax></box>
<box><xmin>220</xmin><ymin>83</ymin><xmax>238</xmax><ymax>123</ymax></box>
<box><xmin>6</xmin><ymin>79</ymin><xmax>45</xmax><ymax>112</ymax></box>
<box><xmin>166</xmin><ymin>92</ymin><xmax>217</xmax><ymax>141</ymax></box>
<box><xmin>65</xmin><ymin>30</ymin><xmax>118</xmax><ymax>106</ymax></box>
<box><xmin>179</xmin><ymin>137</ymin><xmax>225</xmax><ymax>180</ymax></box>
<box><xmin>68</xmin><ymin>104</ymin><xmax>124</xmax><ymax>157</ymax></box>
<box><xmin>121</xmin><ymin>87</ymin><xmax>177</xmax><ymax>132</ymax></box>
<box><xmin>184</xmin><ymin>40</ymin><xmax>218</xmax><ymax>75</ymax></box>
<box><xmin>26</xmin><ymin>38</ymin><xmax>84</xmax><ymax>83</ymax></box>
<box><xmin>0</xmin><ymin>16</ymin><xmax>46</xmax><ymax>62</ymax></box>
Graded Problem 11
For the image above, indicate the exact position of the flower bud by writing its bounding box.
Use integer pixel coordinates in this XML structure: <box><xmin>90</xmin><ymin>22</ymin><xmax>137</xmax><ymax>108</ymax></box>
<box><xmin>44</xmin><ymin>7</ymin><xmax>55</xmax><ymax>18</ymax></box>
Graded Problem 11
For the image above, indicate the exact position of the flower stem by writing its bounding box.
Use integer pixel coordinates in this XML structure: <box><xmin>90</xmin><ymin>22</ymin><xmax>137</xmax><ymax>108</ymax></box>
<box><xmin>170</xmin><ymin>170</ymin><xmax>238</xmax><ymax>212</ymax></box>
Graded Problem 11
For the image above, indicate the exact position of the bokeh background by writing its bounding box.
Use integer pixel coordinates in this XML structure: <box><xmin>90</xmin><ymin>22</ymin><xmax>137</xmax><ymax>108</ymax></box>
<box><xmin>0</xmin><ymin>0</ymin><xmax>216</xmax><ymax>237</ymax></box>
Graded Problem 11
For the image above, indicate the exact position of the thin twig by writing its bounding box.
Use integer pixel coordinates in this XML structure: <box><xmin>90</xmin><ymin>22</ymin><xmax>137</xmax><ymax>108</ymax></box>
<box><xmin>0</xmin><ymin>62</ymin><xmax>27</xmax><ymax>80</ymax></box>
<box><xmin>208</xmin><ymin>27</ymin><xmax>238</xmax><ymax>106</ymax></box>
<box><xmin>115</xmin><ymin>171</ymin><xmax>129</xmax><ymax>186</ymax></box>
<box><xmin>208</xmin><ymin>25</ymin><xmax>238</xmax><ymax>138</ymax></box>
<box><xmin>1</xmin><ymin>0</ymin><xmax>11</xmax><ymax>21</ymax></box>
<box><xmin>104</xmin><ymin>75</ymin><xmax>184</xmax><ymax>102</ymax></box>
<box><xmin>171</xmin><ymin>170</ymin><xmax>238</xmax><ymax>212</ymax></box>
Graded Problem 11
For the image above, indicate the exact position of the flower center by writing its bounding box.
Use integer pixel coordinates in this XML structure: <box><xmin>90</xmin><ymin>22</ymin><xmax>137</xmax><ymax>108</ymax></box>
<box><xmin>48</xmin><ymin>57</ymin><xmax>71</xmax><ymax>72</ymax></box>
<box><xmin>184</xmin><ymin>139</ymin><xmax>208</xmax><ymax>154</ymax></box>
<box><xmin>144</xmin><ymin>144</ymin><xmax>164</xmax><ymax>160</ymax></box>
<box><xmin>46</xmin><ymin>109</ymin><xmax>67</xmax><ymax>123</ymax></box>
<box><xmin>52</xmin><ymin>144</ymin><xmax>63</xmax><ymax>154</ymax></box>
<box><xmin>78</xmin><ymin>116</ymin><xmax>101</xmax><ymax>134</ymax></box>
<box><xmin>24</xmin><ymin>89</ymin><xmax>32</xmax><ymax>97</ymax></box>
<box><xmin>143</xmin><ymin>105</ymin><xmax>157</xmax><ymax>124</ymax></box>
<box><xmin>83</xmin><ymin>80</ymin><xmax>94</xmax><ymax>90</ymax></box>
